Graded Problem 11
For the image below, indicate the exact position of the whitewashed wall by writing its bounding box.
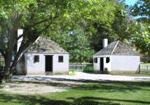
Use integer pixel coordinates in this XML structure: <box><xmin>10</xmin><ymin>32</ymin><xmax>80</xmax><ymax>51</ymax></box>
<box><xmin>93</xmin><ymin>57</ymin><xmax>100</xmax><ymax>72</ymax></box>
<box><xmin>111</xmin><ymin>56</ymin><xmax>140</xmax><ymax>73</ymax></box>
<box><xmin>53</xmin><ymin>54</ymin><xmax>69</xmax><ymax>74</ymax></box>
<box><xmin>25</xmin><ymin>53</ymin><xmax>45</xmax><ymax>75</ymax></box>
<box><xmin>24</xmin><ymin>53</ymin><xmax>69</xmax><ymax>75</ymax></box>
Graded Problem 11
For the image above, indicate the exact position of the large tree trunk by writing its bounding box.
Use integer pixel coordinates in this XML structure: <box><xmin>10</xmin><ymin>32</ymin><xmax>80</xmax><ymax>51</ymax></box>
<box><xmin>0</xmin><ymin>7</ymin><xmax>57</xmax><ymax>83</ymax></box>
<box><xmin>0</xmin><ymin>36</ymin><xmax>38</xmax><ymax>84</ymax></box>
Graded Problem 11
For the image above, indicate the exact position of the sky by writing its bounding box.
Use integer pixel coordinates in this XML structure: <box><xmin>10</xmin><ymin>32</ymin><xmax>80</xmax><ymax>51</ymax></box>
<box><xmin>124</xmin><ymin>0</ymin><xmax>140</xmax><ymax>19</ymax></box>
<box><xmin>125</xmin><ymin>0</ymin><xmax>138</xmax><ymax>6</ymax></box>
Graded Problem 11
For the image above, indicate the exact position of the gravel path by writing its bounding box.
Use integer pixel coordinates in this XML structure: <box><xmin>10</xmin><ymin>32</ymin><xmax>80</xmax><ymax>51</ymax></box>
<box><xmin>0</xmin><ymin>82</ymin><xmax>67</xmax><ymax>95</ymax></box>
<box><xmin>11</xmin><ymin>72</ymin><xmax>150</xmax><ymax>82</ymax></box>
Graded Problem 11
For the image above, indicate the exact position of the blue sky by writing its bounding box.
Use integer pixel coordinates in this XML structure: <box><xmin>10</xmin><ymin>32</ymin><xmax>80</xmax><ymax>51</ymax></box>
<box><xmin>124</xmin><ymin>0</ymin><xmax>141</xmax><ymax>19</ymax></box>
<box><xmin>125</xmin><ymin>0</ymin><xmax>138</xmax><ymax>6</ymax></box>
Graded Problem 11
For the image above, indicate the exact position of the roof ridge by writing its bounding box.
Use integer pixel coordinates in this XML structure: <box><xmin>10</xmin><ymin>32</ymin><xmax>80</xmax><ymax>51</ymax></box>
<box><xmin>110</xmin><ymin>41</ymin><xmax>119</xmax><ymax>55</ymax></box>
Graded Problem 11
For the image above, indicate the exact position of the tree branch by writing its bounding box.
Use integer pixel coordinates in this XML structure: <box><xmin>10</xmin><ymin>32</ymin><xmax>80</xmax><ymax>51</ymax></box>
<box><xmin>9</xmin><ymin>36</ymin><xmax>39</xmax><ymax>76</ymax></box>
<box><xmin>29</xmin><ymin>14</ymin><xmax>59</xmax><ymax>27</ymax></box>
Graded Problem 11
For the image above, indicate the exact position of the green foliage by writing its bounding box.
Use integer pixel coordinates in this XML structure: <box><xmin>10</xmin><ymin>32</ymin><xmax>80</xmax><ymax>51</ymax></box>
<box><xmin>44</xmin><ymin>0</ymin><xmax>131</xmax><ymax>61</ymax></box>
<box><xmin>0</xmin><ymin>0</ymin><xmax>97</xmax><ymax>79</ymax></box>
<box><xmin>68</xmin><ymin>27</ymin><xmax>95</xmax><ymax>62</ymax></box>
<box><xmin>128</xmin><ymin>22</ymin><xmax>150</xmax><ymax>54</ymax></box>
<box><xmin>49</xmin><ymin>26</ymin><xmax>95</xmax><ymax>63</ymax></box>
<box><xmin>131</xmin><ymin>0</ymin><xmax>150</xmax><ymax>23</ymax></box>
<box><xmin>89</xmin><ymin>1</ymin><xmax>130</xmax><ymax>52</ymax></box>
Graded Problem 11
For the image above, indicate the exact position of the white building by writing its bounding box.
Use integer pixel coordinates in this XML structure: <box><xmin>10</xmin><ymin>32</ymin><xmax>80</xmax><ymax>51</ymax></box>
<box><xmin>93</xmin><ymin>39</ymin><xmax>140</xmax><ymax>74</ymax></box>
<box><xmin>16</xmin><ymin>37</ymin><xmax>69</xmax><ymax>75</ymax></box>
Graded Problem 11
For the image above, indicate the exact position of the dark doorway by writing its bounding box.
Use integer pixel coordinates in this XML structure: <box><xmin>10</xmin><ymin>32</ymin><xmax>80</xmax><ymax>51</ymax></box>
<box><xmin>45</xmin><ymin>55</ymin><xmax>53</xmax><ymax>72</ymax></box>
<box><xmin>100</xmin><ymin>57</ymin><xmax>104</xmax><ymax>71</ymax></box>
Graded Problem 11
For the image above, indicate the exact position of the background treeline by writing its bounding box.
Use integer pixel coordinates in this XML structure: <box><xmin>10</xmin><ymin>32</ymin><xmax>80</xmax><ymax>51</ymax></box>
<box><xmin>43</xmin><ymin>0</ymin><xmax>150</xmax><ymax>63</ymax></box>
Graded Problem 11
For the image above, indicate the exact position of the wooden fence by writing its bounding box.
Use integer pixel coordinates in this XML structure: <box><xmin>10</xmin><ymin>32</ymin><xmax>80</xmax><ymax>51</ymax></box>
<box><xmin>140</xmin><ymin>65</ymin><xmax>150</xmax><ymax>73</ymax></box>
<box><xmin>69</xmin><ymin>64</ymin><xmax>92</xmax><ymax>72</ymax></box>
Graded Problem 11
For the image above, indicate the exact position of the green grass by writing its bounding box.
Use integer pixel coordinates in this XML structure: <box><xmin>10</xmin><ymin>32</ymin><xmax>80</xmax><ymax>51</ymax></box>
<box><xmin>83</xmin><ymin>65</ymin><xmax>94</xmax><ymax>73</ymax></box>
<box><xmin>140</xmin><ymin>63</ymin><xmax>150</xmax><ymax>66</ymax></box>
<box><xmin>69</xmin><ymin>72</ymin><xmax>76</xmax><ymax>76</ymax></box>
<box><xmin>69</xmin><ymin>65</ymin><xmax>94</xmax><ymax>72</ymax></box>
<box><xmin>1</xmin><ymin>81</ymin><xmax>150</xmax><ymax>105</ymax></box>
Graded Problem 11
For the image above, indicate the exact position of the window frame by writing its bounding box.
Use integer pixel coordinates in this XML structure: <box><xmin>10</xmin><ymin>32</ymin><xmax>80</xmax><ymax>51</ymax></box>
<box><xmin>34</xmin><ymin>55</ymin><xmax>39</xmax><ymax>63</ymax></box>
<box><xmin>106</xmin><ymin>57</ymin><xmax>110</xmax><ymax>63</ymax></box>
<box><xmin>58</xmin><ymin>56</ymin><xmax>63</xmax><ymax>63</ymax></box>
<box><xmin>94</xmin><ymin>58</ymin><xmax>97</xmax><ymax>63</ymax></box>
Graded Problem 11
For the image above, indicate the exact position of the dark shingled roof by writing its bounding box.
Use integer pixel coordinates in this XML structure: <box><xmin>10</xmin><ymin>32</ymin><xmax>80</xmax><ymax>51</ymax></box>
<box><xmin>27</xmin><ymin>37</ymin><xmax>68</xmax><ymax>54</ymax></box>
<box><xmin>94</xmin><ymin>41</ymin><xmax>139</xmax><ymax>56</ymax></box>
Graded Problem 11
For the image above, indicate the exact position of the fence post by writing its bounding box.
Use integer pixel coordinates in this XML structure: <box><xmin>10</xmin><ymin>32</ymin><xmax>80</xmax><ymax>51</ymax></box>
<box><xmin>73</xmin><ymin>64</ymin><xmax>75</xmax><ymax>73</ymax></box>
<box><xmin>139</xmin><ymin>65</ymin><xmax>140</xmax><ymax>74</ymax></box>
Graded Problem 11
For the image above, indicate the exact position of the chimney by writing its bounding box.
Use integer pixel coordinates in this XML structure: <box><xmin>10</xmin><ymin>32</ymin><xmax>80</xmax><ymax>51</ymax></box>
<box><xmin>17</xmin><ymin>29</ymin><xmax>23</xmax><ymax>52</ymax></box>
<box><xmin>103</xmin><ymin>38</ymin><xmax>108</xmax><ymax>48</ymax></box>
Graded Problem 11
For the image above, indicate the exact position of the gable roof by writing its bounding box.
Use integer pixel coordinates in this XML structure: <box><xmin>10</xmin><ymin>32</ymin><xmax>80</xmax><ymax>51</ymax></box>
<box><xmin>27</xmin><ymin>37</ymin><xmax>68</xmax><ymax>54</ymax></box>
<box><xmin>94</xmin><ymin>41</ymin><xmax>139</xmax><ymax>56</ymax></box>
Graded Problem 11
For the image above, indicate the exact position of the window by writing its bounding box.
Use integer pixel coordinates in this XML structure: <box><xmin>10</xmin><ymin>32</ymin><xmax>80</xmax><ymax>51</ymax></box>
<box><xmin>34</xmin><ymin>55</ymin><xmax>39</xmax><ymax>63</ymax></box>
<box><xmin>94</xmin><ymin>58</ymin><xmax>97</xmax><ymax>63</ymax></box>
<box><xmin>106</xmin><ymin>57</ymin><xmax>110</xmax><ymax>63</ymax></box>
<box><xmin>58</xmin><ymin>56</ymin><xmax>63</xmax><ymax>62</ymax></box>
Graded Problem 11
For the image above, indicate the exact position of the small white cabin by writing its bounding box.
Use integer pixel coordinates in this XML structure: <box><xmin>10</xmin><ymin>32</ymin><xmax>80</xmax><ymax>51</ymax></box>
<box><xmin>16</xmin><ymin>37</ymin><xmax>69</xmax><ymax>75</ymax></box>
<box><xmin>93</xmin><ymin>39</ymin><xmax>140</xmax><ymax>74</ymax></box>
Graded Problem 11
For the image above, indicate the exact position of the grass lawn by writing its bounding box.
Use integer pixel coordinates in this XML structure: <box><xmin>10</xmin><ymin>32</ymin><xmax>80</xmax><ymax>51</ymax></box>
<box><xmin>69</xmin><ymin>72</ymin><xmax>76</xmax><ymax>76</ymax></box>
<box><xmin>0</xmin><ymin>81</ymin><xmax>150</xmax><ymax>105</ymax></box>
<box><xmin>83</xmin><ymin>65</ymin><xmax>94</xmax><ymax>73</ymax></box>
<box><xmin>69</xmin><ymin>64</ymin><xmax>94</xmax><ymax>72</ymax></box>
<box><xmin>140</xmin><ymin>63</ymin><xmax>150</xmax><ymax>66</ymax></box>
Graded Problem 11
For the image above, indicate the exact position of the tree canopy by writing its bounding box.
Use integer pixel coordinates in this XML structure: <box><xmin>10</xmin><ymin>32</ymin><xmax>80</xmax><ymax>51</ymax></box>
<box><xmin>129</xmin><ymin>0</ymin><xmax>150</xmax><ymax>54</ymax></box>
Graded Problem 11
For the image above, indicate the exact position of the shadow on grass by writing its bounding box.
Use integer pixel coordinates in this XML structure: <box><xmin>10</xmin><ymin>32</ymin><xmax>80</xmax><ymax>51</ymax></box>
<box><xmin>0</xmin><ymin>93</ymin><xmax>70</xmax><ymax>105</ymax></box>
<box><xmin>83</xmin><ymin>64</ymin><xmax>94</xmax><ymax>73</ymax></box>
<box><xmin>68</xmin><ymin>96</ymin><xmax>150</xmax><ymax>105</ymax></box>
<box><xmin>0</xmin><ymin>93</ymin><xmax>150</xmax><ymax>105</ymax></box>
<box><xmin>8</xmin><ymin>80</ymin><xmax>150</xmax><ymax>93</ymax></box>
<box><xmin>0</xmin><ymin>93</ymin><xmax>122</xmax><ymax>105</ymax></box>
<box><xmin>71</xmin><ymin>81</ymin><xmax>150</xmax><ymax>92</ymax></box>
<box><xmin>0</xmin><ymin>93</ymin><xmax>118</xmax><ymax>105</ymax></box>
<box><xmin>83</xmin><ymin>64</ymin><xmax>109</xmax><ymax>74</ymax></box>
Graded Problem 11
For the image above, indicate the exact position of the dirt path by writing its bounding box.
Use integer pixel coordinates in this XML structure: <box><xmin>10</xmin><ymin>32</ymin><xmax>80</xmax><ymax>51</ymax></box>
<box><xmin>0</xmin><ymin>81</ymin><xmax>87</xmax><ymax>95</ymax></box>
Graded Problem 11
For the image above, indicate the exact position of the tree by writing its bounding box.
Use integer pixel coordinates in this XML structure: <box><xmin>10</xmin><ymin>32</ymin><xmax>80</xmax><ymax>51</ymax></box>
<box><xmin>128</xmin><ymin>0</ymin><xmax>150</xmax><ymax>54</ymax></box>
<box><xmin>130</xmin><ymin>0</ymin><xmax>150</xmax><ymax>23</ymax></box>
<box><xmin>67</xmin><ymin>27</ymin><xmax>95</xmax><ymax>63</ymax></box>
<box><xmin>43</xmin><ymin>0</ymin><xmax>120</xmax><ymax>62</ymax></box>
<box><xmin>128</xmin><ymin>22</ymin><xmax>150</xmax><ymax>54</ymax></box>
<box><xmin>0</xmin><ymin>0</ymin><xmax>87</xmax><ymax>82</ymax></box>
<box><xmin>90</xmin><ymin>0</ymin><xmax>132</xmax><ymax>52</ymax></box>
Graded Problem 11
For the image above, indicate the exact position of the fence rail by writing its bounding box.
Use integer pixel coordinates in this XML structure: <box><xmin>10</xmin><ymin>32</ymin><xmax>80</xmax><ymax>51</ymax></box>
<box><xmin>69</xmin><ymin>64</ymin><xmax>92</xmax><ymax>72</ymax></box>
<box><xmin>140</xmin><ymin>65</ymin><xmax>150</xmax><ymax>73</ymax></box>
